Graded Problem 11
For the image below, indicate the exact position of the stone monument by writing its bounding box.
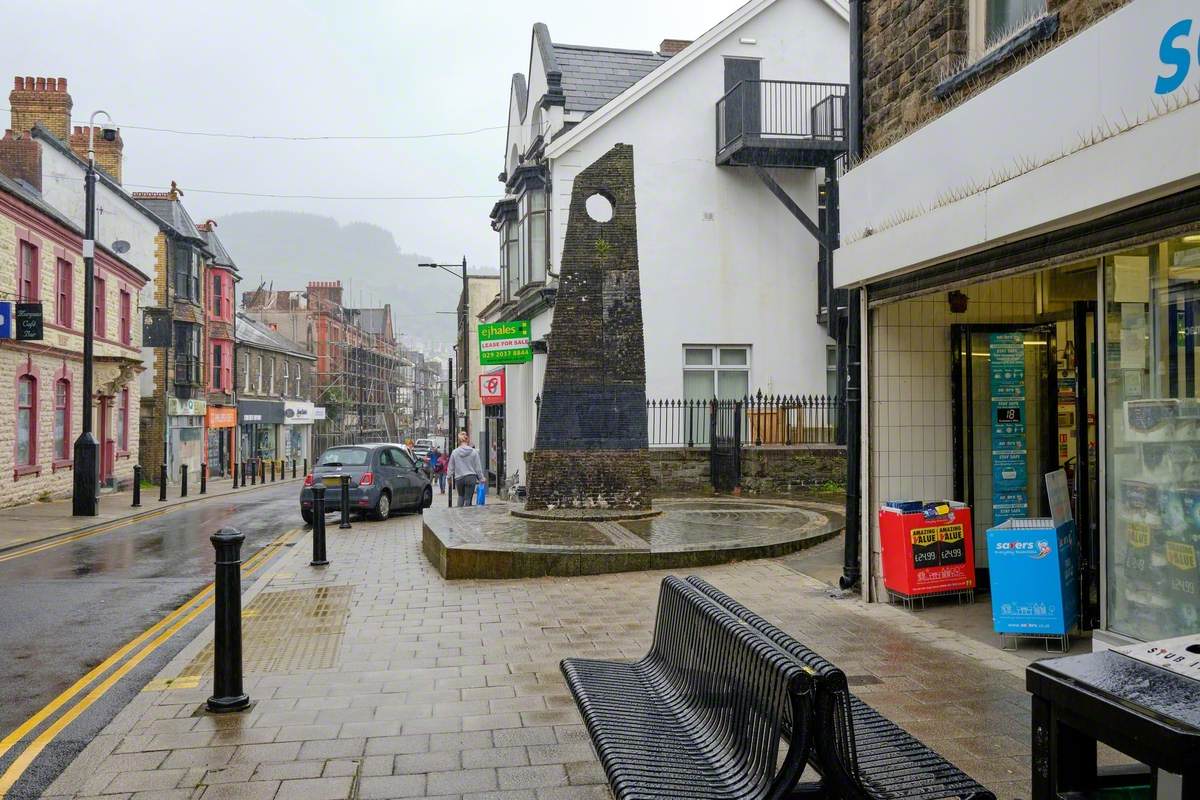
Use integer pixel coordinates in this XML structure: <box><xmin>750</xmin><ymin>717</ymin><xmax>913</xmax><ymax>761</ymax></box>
<box><xmin>524</xmin><ymin>143</ymin><xmax>652</xmax><ymax>512</ymax></box>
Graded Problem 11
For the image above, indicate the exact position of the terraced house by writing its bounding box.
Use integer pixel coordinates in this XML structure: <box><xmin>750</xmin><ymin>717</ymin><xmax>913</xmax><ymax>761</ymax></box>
<box><xmin>0</xmin><ymin>77</ymin><xmax>153</xmax><ymax>506</ymax></box>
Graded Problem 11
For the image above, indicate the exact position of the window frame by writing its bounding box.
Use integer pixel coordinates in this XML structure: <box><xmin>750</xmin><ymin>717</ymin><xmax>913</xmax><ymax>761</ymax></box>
<box><xmin>256</xmin><ymin>355</ymin><xmax>264</xmax><ymax>394</ymax></box>
<box><xmin>94</xmin><ymin>275</ymin><xmax>106</xmax><ymax>338</ymax></box>
<box><xmin>119</xmin><ymin>289</ymin><xmax>131</xmax><ymax>346</ymax></box>
<box><xmin>54</xmin><ymin>377</ymin><xmax>71</xmax><ymax>462</ymax></box>
<box><xmin>16</xmin><ymin>374</ymin><xmax>36</xmax><ymax>468</ymax></box>
<box><xmin>212</xmin><ymin>272</ymin><xmax>223</xmax><ymax>318</ymax></box>
<box><xmin>967</xmin><ymin>0</ymin><xmax>1047</xmax><ymax>59</ymax></box>
<box><xmin>173</xmin><ymin>322</ymin><xmax>201</xmax><ymax>385</ymax></box>
<box><xmin>117</xmin><ymin>387</ymin><xmax>129</xmax><ymax>452</ymax></box>
<box><xmin>55</xmin><ymin>258</ymin><xmax>73</xmax><ymax>328</ymax></box>
<box><xmin>18</xmin><ymin>239</ymin><xmax>39</xmax><ymax>302</ymax></box>
<box><xmin>282</xmin><ymin>360</ymin><xmax>290</xmax><ymax>397</ymax></box>
<box><xmin>681</xmin><ymin>345</ymin><xmax>752</xmax><ymax>400</ymax></box>
<box><xmin>294</xmin><ymin>362</ymin><xmax>301</xmax><ymax>397</ymax></box>
<box><xmin>211</xmin><ymin>340</ymin><xmax>224</xmax><ymax>390</ymax></box>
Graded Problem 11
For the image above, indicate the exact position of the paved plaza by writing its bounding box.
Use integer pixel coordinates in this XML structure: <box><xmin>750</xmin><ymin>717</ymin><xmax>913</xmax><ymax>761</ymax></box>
<box><xmin>45</xmin><ymin>510</ymin><xmax>1068</xmax><ymax>800</ymax></box>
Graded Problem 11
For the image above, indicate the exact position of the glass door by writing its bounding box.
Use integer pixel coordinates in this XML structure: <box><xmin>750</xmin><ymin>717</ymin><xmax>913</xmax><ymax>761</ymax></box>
<box><xmin>953</xmin><ymin>324</ymin><xmax>1057</xmax><ymax>580</ymax></box>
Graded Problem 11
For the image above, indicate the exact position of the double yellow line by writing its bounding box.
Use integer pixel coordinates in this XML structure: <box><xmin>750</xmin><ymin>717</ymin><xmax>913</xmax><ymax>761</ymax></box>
<box><xmin>0</xmin><ymin>508</ymin><xmax>175</xmax><ymax>564</ymax></box>
<box><xmin>0</xmin><ymin>527</ymin><xmax>301</xmax><ymax>795</ymax></box>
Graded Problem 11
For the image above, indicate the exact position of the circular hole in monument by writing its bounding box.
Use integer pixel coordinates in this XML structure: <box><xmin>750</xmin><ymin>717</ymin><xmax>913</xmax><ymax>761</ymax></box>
<box><xmin>585</xmin><ymin>193</ymin><xmax>614</xmax><ymax>223</ymax></box>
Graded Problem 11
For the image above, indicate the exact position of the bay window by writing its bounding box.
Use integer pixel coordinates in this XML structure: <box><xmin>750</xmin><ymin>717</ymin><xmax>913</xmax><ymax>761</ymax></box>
<box><xmin>505</xmin><ymin>218</ymin><xmax>519</xmax><ymax>299</ymax></box>
<box><xmin>519</xmin><ymin>189</ymin><xmax>548</xmax><ymax>288</ymax></box>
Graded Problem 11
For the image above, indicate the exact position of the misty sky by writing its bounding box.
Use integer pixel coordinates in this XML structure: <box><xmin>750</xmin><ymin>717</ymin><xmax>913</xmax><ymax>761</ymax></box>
<box><xmin>3</xmin><ymin>1</ymin><xmax>743</xmax><ymax>268</ymax></box>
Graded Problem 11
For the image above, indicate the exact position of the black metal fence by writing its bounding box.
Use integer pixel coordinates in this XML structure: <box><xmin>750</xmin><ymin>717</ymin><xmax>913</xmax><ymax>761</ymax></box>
<box><xmin>647</xmin><ymin>394</ymin><xmax>841</xmax><ymax>448</ymax></box>
<box><xmin>716</xmin><ymin>80</ymin><xmax>849</xmax><ymax>153</ymax></box>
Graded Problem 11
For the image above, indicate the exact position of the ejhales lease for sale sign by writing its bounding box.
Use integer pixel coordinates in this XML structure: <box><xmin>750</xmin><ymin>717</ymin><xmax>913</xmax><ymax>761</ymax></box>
<box><xmin>478</xmin><ymin>320</ymin><xmax>532</xmax><ymax>365</ymax></box>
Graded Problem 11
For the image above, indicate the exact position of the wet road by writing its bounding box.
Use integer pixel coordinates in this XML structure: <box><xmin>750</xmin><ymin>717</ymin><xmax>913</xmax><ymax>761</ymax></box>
<box><xmin>0</xmin><ymin>481</ymin><xmax>303</xmax><ymax>798</ymax></box>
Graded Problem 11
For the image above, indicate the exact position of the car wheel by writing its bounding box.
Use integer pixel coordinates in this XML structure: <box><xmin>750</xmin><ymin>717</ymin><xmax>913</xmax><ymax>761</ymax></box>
<box><xmin>301</xmin><ymin>509</ymin><xmax>313</xmax><ymax>525</ymax></box>
<box><xmin>419</xmin><ymin>486</ymin><xmax>433</xmax><ymax>511</ymax></box>
<box><xmin>371</xmin><ymin>491</ymin><xmax>391</xmax><ymax>521</ymax></box>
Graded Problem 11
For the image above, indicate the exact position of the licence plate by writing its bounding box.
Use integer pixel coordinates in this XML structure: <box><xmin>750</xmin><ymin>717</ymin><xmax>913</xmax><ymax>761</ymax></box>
<box><xmin>322</xmin><ymin>477</ymin><xmax>344</xmax><ymax>487</ymax></box>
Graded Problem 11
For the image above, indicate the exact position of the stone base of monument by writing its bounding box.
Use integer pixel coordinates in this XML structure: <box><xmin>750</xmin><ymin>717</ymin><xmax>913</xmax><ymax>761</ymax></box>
<box><xmin>421</xmin><ymin>498</ymin><xmax>843</xmax><ymax>580</ymax></box>
<box><xmin>510</xmin><ymin>507</ymin><xmax>661</xmax><ymax>522</ymax></box>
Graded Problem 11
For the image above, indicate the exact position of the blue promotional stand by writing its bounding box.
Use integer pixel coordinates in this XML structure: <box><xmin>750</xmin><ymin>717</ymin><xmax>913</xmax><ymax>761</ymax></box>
<box><xmin>986</xmin><ymin>518</ymin><xmax>1079</xmax><ymax>652</ymax></box>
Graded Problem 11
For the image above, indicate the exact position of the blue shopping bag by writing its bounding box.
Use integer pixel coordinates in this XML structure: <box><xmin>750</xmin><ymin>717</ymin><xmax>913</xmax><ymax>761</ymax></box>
<box><xmin>476</xmin><ymin>482</ymin><xmax>486</xmax><ymax>506</ymax></box>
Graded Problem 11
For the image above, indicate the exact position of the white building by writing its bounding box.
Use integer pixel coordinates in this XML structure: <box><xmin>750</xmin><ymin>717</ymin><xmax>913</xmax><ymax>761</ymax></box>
<box><xmin>485</xmin><ymin>0</ymin><xmax>850</xmax><ymax>488</ymax></box>
<box><xmin>836</xmin><ymin>0</ymin><xmax>1200</xmax><ymax>651</ymax></box>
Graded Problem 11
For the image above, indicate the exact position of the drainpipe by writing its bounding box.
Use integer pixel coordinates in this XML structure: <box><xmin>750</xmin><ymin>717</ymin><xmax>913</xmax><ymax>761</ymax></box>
<box><xmin>839</xmin><ymin>0</ymin><xmax>865</xmax><ymax>591</ymax></box>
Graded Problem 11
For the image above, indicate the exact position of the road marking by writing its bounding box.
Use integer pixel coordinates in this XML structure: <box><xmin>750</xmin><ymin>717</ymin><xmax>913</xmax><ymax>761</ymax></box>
<box><xmin>0</xmin><ymin>509</ymin><xmax>173</xmax><ymax>563</ymax></box>
<box><xmin>0</xmin><ymin>526</ymin><xmax>300</xmax><ymax>794</ymax></box>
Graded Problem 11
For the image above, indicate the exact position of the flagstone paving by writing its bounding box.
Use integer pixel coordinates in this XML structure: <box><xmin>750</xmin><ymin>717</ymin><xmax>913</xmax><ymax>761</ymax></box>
<box><xmin>45</xmin><ymin>510</ymin><xmax>1103</xmax><ymax>800</ymax></box>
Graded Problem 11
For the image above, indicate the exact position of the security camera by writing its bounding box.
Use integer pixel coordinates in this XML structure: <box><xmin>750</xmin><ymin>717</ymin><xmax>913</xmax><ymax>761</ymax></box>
<box><xmin>101</xmin><ymin>128</ymin><xmax>117</xmax><ymax>142</ymax></box>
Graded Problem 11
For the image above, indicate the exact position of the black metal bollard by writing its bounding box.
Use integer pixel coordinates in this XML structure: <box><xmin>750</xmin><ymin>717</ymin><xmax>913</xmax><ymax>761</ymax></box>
<box><xmin>303</xmin><ymin>458</ymin><xmax>308</xmax><ymax>477</ymax></box>
<box><xmin>132</xmin><ymin>465</ymin><xmax>142</xmax><ymax>507</ymax></box>
<box><xmin>233</xmin><ymin>462</ymin><xmax>239</xmax><ymax>488</ymax></box>
<box><xmin>339</xmin><ymin>475</ymin><xmax>352</xmax><ymax>529</ymax></box>
<box><xmin>159</xmin><ymin>464</ymin><xmax>168</xmax><ymax>501</ymax></box>
<box><xmin>200</xmin><ymin>463</ymin><xmax>207</xmax><ymax>495</ymax></box>
<box><xmin>270</xmin><ymin>460</ymin><xmax>276</xmax><ymax>482</ymax></box>
<box><xmin>292</xmin><ymin>460</ymin><xmax>297</xmax><ymax>479</ymax></box>
<box><xmin>180</xmin><ymin>464</ymin><xmax>188</xmax><ymax>498</ymax></box>
<box><xmin>206</xmin><ymin>528</ymin><xmax>250</xmax><ymax>713</ymax></box>
<box><xmin>251</xmin><ymin>460</ymin><xmax>257</xmax><ymax>486</ymax></box>
<box><xmin>259</xmin><ymin>460</ymin><xmax>266</xmax><ymax>484</ymax></box>
<box><xmin>311</xmin><ymin>484</ymin><xmax>329</xmax><ymax>566</ymax></box>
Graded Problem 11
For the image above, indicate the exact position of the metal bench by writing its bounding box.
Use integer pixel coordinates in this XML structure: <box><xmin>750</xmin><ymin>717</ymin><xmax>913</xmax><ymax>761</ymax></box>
<box><xmin>561</xmin><ymin>575</ymin><xmax>816</xmax><ymax>800</ymax></box>
<box><xmin>687</xmin><ymin>576</ymin><xmax>996</xmax><ymax>800</ymax></box>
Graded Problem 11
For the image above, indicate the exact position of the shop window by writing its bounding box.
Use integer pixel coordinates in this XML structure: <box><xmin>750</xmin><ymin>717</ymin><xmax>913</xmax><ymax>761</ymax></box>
<box><xmin>1103</xmin><ymin>234</ymin><xmax>1200</xmax><ymax>641</ymax></box>
<box><xmin>56</xmin><ymin>259</ymin><xmax>72</xmax><ymax>327</ymax></box>
<box><xmin>94</xmin><ymin>276</ymin><xmax>106</xmax><ymax>338</ymax></box>
<box><xmin>18</xmin><ymin>240</ymin><xmax>38</xmax><ymax>302</ymax></box>
<box><xmin>54</xmin><ymin>378</ymin><xmax>70</xmax><ymax>461</ymax></box>
<box><xmin>682</xmin><ymin>345</ymin><xmax>750</xmax><ymax>400</ymax></box>
<box><xmin>119</xmin><ymin>290</ymin><xmax>131</xmax><ymax>345</ymax></box>
<box><xmin>16</xmin><ymin>375</ymin><xmax>36</xmax><ymax>466</ymax></box>
<box><xmin>117</xmin><ymin>388</ymin><xmax>129</xmax><ymax>451</ymax></box>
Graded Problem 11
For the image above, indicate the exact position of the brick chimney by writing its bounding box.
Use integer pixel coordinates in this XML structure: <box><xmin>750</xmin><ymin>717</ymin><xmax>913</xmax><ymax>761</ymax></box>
<box><xmin>307</xmin><ymin>280</ymin><xmax>344</xmax><ymax>310</ymax></box>
<box><xmin>9</xmin><ymin>76</ymin><xmax>72</xmax><ymax>142</ymax></box>
<box><xmin>69</xmin><ymin>125</ymin><xmax>123</xmax><ymax>184</ymax></box>
<box><xmin>658</xmin><ymin>39</ymin><xmax>692</xmax><ymax>57</ymax></box>
<box><xmin>0</xmin><ymin>131</ymin><xmax>42</xmax><ymax>191</ymax></box>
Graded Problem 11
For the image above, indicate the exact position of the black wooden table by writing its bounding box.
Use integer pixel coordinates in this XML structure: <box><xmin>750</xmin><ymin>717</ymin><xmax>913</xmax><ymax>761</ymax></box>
<box><xmin>1026</xmin><ymin>651</ymin><xmax>1200</xmax><ymax>799</ymax></box>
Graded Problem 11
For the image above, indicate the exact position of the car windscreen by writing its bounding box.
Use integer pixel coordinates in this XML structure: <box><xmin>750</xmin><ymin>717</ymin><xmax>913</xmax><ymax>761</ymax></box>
<box><xmin>317</xmin><ymin>447</ymin><xmax>370</xmax><ymax>467</ymax></box>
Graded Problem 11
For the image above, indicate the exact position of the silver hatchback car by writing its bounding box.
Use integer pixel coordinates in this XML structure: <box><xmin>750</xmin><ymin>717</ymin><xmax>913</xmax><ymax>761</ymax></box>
<box><xmin>300</xmin><ymin>443</ymin><xmax>433</xmax><ymax>524</ymax></box>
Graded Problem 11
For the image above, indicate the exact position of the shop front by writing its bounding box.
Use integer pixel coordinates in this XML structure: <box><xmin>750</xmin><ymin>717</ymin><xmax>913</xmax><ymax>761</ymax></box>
<box><xmin>238</xmin><ymin>399</ymin><xmax>284</xmax><ymax>465</ymax></box>
<box><xmin>205</xmin><ymin>405</ymin><xmax>238</xmax><ymax>477</ymax></box>
<box><xmin>282</xmin><ymin>400</ymin><xmax>315</xmax><ymax>466</ymax></box>
<box><xmin>835</xmin><ymin>1</ymin><xmax>1200</xmax><ymax>648</ymax></box>
<box><xmin>167</xmin><ymin>397</ymin><xmax>205</xmax><ymax>485</ymax></box>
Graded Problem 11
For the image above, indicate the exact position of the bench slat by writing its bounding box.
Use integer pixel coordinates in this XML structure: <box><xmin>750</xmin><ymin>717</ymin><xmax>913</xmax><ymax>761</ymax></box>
<box><xmin>687</xmin><ymin>576</ymin><xmax>996</xmax><ymax>800</ymax></box>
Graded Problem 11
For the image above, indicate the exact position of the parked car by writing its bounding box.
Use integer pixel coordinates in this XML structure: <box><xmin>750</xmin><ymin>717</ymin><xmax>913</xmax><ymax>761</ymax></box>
<box><xmin>300</xmin><ymin>443</ymin><xmax>433</xmax><ymax>524</ymax></box>
<box><xmin>413</xmin><ymin>438</ymin><xmax>433</xmax><ymax>462</ymax></box>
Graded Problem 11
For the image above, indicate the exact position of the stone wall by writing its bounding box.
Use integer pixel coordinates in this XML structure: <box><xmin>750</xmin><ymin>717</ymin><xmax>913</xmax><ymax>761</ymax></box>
<box><xmin>863</xmin><ymin>0</ymin><xmax>1131</xmax><ymax>154</ymax></box>
<box><xmin>642</xmin><ymin>445</ymin><xmax>847</xmax><ymax>497</ymax></box>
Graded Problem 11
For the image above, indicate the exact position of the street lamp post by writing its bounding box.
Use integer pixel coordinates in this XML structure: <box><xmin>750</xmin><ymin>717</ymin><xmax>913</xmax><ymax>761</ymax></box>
<box><xmin>419</xmin><ymin>257</ymin><xmax>469</xmax><ymax>436</ymax></box>
<box><xmin>73</xmin><ymin>111</ymin><xmax>115</xmax><ymax>517</ymax></box>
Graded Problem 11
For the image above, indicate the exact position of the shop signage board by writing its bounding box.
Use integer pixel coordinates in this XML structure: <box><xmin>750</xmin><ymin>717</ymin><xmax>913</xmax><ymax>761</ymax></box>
<box><xmin>478</xmin><ymin>320</ymin><xmax>531</xmax><ymax>365</ymax></box>
<box><xmin>15</xmin><ymin>303</ymin><xmax>42</xmax><ymax>341</ymax></box>
<box><xmin>479</xmin><ymin>371</ymin><xmax>505</xmax><ymax>405</ymax></box>
<box><xmin>283</xmin><ymin>401</ymin><xmax>316</xmax><ymax>424</ymax></box>
<box><xmin>167</xmin><ymin>397</ymin><xmax>207</xmax><ymax>416</ymax></box>
<box><xmin>0</xmin><ymin>301</ymin><xmax>12</xmax><ymax>339</ymax></box>
<box><xmin>990</xmin><ymin>333</ymin><xmax>1029</xmax><ymax>525</ymax></box>
<box><xmin>206</xmin><ymin>406</ymin><xmax>238</xmax><ymax>428</ymax></box>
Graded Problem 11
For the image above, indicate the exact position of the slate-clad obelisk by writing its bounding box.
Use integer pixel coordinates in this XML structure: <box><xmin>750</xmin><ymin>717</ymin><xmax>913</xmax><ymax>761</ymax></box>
<box><xmin>525</xmin><ymin>144</ymin><xmax>652</xmax><ymax>511</ymax></box>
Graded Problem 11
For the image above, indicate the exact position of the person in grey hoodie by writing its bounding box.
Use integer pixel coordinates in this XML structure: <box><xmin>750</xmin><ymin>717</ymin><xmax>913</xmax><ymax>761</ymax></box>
<box><xmin>448</xmin><ymin>431</ymin><xmax>484</xmax><ymax>507</ymax></box>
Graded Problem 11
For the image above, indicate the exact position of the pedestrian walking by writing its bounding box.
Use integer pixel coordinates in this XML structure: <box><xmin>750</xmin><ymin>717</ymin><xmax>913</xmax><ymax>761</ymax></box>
<box><xmin>448</xmin><ymin>431</ymin><xmax>483</xmax><ymax>508</ymax></box>
<box><xmin>429</xmin><ymin>446</ymin><xmax>447</xmax><ymax>494</ymax></box>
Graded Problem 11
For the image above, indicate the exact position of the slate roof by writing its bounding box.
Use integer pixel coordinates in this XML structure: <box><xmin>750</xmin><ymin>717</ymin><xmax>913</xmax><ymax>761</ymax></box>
<box><xmin>199</xmin><ymin>225</ymin><xmax>237</xmax><ymax>270</ymax></box>
<box><xmin>135</xmin><ymin>195</ymin><xmax>207</xmax><ymax>244</ymax></box>
<box><xmin>236</xmin><ymin>313</ymin><xmax>314</xmax><ymax>359</ymax></box>
<box><xmin>551</xmin><ymin>44</ymin><xmax>669</xmax><ymax>114</ymax></box>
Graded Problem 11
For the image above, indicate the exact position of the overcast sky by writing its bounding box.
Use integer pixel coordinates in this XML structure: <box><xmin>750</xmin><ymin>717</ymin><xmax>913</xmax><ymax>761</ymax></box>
<box><xmin>3</xmin><ymin>0</ymin><xmax>743</xmax><ymax>267</ymax></box>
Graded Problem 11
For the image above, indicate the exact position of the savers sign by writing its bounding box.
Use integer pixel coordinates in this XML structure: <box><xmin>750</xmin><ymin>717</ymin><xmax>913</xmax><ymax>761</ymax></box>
<box><xmin>478</xmin><ymin>320</ymin><xmax>531</xmax><ymax>365</ymax></box>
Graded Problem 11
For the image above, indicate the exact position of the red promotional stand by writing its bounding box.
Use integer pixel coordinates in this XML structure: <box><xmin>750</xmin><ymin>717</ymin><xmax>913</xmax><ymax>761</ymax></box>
<box><xmin>879</xmin><ymin>502</ymin><xmax>976</xmax><ymax>607</ymax></box>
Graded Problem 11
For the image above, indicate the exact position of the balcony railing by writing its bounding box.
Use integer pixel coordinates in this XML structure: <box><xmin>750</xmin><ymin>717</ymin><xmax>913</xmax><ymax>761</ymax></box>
<box><xmin>716</xmin><ymin>80</ymin><xmax>849</xmax><ymax>164</ymax></box>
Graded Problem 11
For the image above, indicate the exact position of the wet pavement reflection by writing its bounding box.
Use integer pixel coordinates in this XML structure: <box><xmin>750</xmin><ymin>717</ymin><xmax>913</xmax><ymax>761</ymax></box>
<box><xmin>0</xmin><ymin>483</ymin><xmax>302</xmax><ymax>737</ymax></box>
